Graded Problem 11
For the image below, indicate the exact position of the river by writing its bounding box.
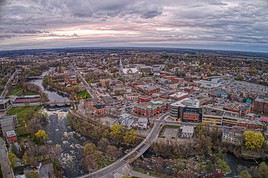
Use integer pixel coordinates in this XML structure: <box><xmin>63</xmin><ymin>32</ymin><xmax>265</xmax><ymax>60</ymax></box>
<box><xmin>29</xmin><ymin>72</ymin><xmax>87</xmax><ymax>178</ymax></box>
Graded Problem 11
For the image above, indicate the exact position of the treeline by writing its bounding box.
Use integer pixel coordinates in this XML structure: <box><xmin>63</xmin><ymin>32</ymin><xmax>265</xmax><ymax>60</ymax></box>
<box><xmin>67</xmin><ymin>112</ymin><xmax>142</xmax><ymax>172</ymax></box>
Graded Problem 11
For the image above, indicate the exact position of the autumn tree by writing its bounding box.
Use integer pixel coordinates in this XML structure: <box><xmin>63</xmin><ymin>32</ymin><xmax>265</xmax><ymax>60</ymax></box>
<box><xmin>25</xmin><ymin>170</ymin><xmax>40</xmax><ymax>178</ymax></box>
<box><xmin>123</xmin><ymin>129</ymin><xmax>137</xmax><ymax>145</ymax></box>
<box><xmin>84</xmin><ymin>143</ymin><xmax>97</xmax><ymax>156</ymax></box>
<box><xmin>243</xmin><ymin>131</ymin><xmax>265</xmax><ymax>150</ymax></box>
<box><xmin>8</xmin><ymin>152</ymin><xmax>17</xmax><ymax>168</ymax></box>
<box><xmin>239</xmin><ymin>170</ymin><xmax>252</xmax><ymax>178</ymax></box>
<box><xmin>257</xmin><ymin>162</ymin><xmax>268</xmax><ymax>178</ymax></box>
<box><xmin>34</xmin><ymin>129</ymin><xmax>48</xmax><ymax>144</ymax></box>
<box><xmin>97</xmin><ymin>138</ymin><xmax>110</xmax><ymax>151</ymax></box>
<box><xmin>110</xmin><ymin>124</ymin><xmax>124</xmax><ymax>141</ymax></box>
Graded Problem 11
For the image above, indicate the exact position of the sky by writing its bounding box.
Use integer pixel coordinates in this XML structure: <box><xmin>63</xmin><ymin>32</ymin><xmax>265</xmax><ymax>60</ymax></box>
<box><xmin>0</xmin><ymin>0</ymin><xmax>268</xmax><ymax>52</ymax></box>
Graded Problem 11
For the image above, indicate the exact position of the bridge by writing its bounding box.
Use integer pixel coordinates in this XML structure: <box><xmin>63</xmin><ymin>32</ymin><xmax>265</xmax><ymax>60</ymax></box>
<box><xmin>26</xmin><ymin>76</ymin><xmax>43</xmax><ymax>80</ymax></box>
<box><xmin>78</xmin><ymin>113</ymin><xmax>169</xmax><ymax>178</ymax></box>
<box><xmin>43</xmin><ymin>100</ymin><xmax>77</xmax><ymax>107</ymax></box>
<box><xmin>1</xmin><ymin>70</ymin><xmax>17</xmax><ymax>97</ymax></box>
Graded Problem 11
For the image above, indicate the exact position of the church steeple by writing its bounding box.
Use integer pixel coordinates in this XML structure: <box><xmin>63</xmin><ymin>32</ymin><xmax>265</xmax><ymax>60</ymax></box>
<box><xmin>119</xmin><ymin>58</ymin><xmax>123</xmax><ymax>75</ymax></box>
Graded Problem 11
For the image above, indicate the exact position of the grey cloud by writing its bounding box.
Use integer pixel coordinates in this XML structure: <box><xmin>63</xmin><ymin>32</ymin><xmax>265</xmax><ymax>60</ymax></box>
<box><xmin>0</xmin><ymin>0</ymin><xmax>267</xmax><ymax>50</ymax></box>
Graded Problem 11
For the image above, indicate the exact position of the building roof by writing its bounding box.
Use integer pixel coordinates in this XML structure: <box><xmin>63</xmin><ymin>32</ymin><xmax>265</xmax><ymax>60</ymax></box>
<box><xmin>171</xmin><ymin>98</ymin><xmax>200</xmax><ymax>108</ymax></box>
<box><xmin>170</xmin><ymin>92</ymin><xmax>188</xmax><ymax>99</ymax></box>
<box><xmin>122</xmin><ymin>68</ymin><xmax>138</xmax><ymax>74</ymax></box>
<box><xmin>0</xmin><ymin>99</ymin><xmax>10</xmax><ymax>104</ymax></box>
<box><xmin>181</xmin><ymin>125</ymin><xmax>194</xmax><ymax>134</ymax></box>
<box><xmin>260</xmin><ymin>117</ymin><xmax>268</xmax><ymax>123</ymax></box>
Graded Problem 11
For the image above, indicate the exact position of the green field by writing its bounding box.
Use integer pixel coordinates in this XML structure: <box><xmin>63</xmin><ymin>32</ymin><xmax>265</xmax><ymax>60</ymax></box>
<box><xmin>8</xmin><ymin>85</ymin><xmax>37</xmax><ymax>96</ymax></box>
<box><xmin>76</xmin><ymin>90</ymin><xmax>91</xmax><ymax>99</ymax></box>
<box><xmin>7</xmin><ymin>106</ymin><xmax>41</xmax><ymax>136</ymax></box>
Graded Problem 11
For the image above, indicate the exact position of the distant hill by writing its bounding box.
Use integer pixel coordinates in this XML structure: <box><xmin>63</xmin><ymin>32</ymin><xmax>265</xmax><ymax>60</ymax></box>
<box><xmin>0</xmin><ymin>47</ymin><xmax>267</xmax><ymax>59</ymax></box>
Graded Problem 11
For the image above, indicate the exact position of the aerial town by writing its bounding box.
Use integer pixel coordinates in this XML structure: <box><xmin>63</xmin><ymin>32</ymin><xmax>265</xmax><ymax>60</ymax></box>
<box><xmin>0</xmin><ymin>48</ymin><xmax>268</xmax><ymax>178</ymax></box>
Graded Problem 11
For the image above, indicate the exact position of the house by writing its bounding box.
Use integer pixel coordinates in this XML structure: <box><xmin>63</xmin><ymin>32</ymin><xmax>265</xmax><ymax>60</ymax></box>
<box><xmin>222</xmin><ymin>128</ymin><xmax>242</xmax><ymax>145</ymax></box>
<box><xmin>137</xmin><ymin>117</ymin><xmax>149</xmax><ymax>129</ymax></box>
<box><xmin>180</xmin><ymin>125</ymin><xmax>194</xmax><ymax>138</ymax></box>
<box><xmin>0</xmin><ymin>98</ymin><xmax>12</xmax><ymax>112</ymax></box>
<box><xmin>0</xmin><ymin>115</ymin><xmax>17</xmax><ymax>137</ymax></box>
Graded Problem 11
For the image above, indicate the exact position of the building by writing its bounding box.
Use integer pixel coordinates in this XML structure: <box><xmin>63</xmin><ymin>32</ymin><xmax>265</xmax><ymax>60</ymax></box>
<box><xmin>136</xmin><ymin>117</ymin><xmax>148</xmax><ymax>129</ymax></box>
<box><xmin>194</xmin><ymin>78</ymin><xmax>223</xmax><ymax>89</ymax></box>
<box><xmin>169</xmin><ymin>92</ymin><xmax>188</xmax><ymax>100</ymax></box>
<box><xmin>133</xmin><ymin>100</ymin><xmax>169</xmax><ymax>117</ymax></box>
<box><xmin>139</xmin><ymin>66</ymin><xmax>153</xmax><ymax>76</ymax></box>
<box><xmin>222</xmin><ymin>128</ymin><xmax>242</xmax><ymax>145</ymax></box>
<box><xmin>170</xmin><ymin>98</ymin><xmax>202</xmax><ymax>123</ymax></box>
<box><xmin>6</xmin><ymin>130</ymin><xmax>17</xmax><ymax>144</ymax></box>
<box><xmin>0</xmin><ymin>115</ymin><xmax>17</xmax><ymax>137</ymax></box>
<box><xmin>84</xmin><ymin>101</ymin><xmax>107</xmax><ymax>116</ymax></box>
<box><xmin>253</xmin><ymin>96</ymin><xmax>268</xmax><ymax>115</ymax></box>
<box><xmin>14</xmin><ymin>95</ymin><xmax>41</xmax><ymax>104</ymax></box>
<box><xmin>180</xmin><ymin>125</ymin><xmax>194</xmax><ymax>138</ymax></box>
<box><xmin>135</xmin><ymin>85</ymin><xmax>160</xmax><ymax>95</ymax></box>
<box><xmin>0</xmin><ymin>98</ymin><xmax>12</xmax><ymax>112</ymax></box>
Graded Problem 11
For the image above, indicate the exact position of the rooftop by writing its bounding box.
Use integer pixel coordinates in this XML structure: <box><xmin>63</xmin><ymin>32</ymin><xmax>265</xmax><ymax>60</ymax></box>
<box><xmin>171</xmin><ymin>98</ymin><xmax>200</xmax><ymax>108</ymax></box>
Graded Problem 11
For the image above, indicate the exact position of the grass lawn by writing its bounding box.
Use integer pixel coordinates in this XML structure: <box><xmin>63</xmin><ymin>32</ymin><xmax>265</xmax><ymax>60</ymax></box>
<box><xmin>76</xmin><ymin>90</ymin><xmax>91</xmax><ymax>99</ymax></box>
<box><xmin>8</xmin><ymin>85</ymin><xmax>37</xmax><ymax>96</ymax></box>
<box><xmin>7</xmin><ymin>106</ymin><xmax>41</xmax><ymax>137</ymax></box>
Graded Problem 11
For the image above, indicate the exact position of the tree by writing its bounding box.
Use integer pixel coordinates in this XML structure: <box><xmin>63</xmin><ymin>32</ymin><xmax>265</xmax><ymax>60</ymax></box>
<box><xmin>195</xmin><ymin>123</ymin><xmax>207</xmax><ymax>137</ymax></box>
<box><xmin>216</xmin><ymin>158</ymin><xmax>231</xmax><ymax>173</ymax></box>
<box><xmin>34</xmin><ymin>129</ymin><xmax>48</xmax><ymax>144</ymax></box>
<box><xmin>97</xmin><ymin>138</ymin><xmax>110</xmax><ymax>151</ymax></box>
<box><xmin>243</xmin><ymin>131</ymin><xmax>265</xmax><ymax>150</ymax></box>
<box><xmin>110</xmin><ymin>124</ymin><xmax>124</xmax><ymax>140</ymax></box>
<box><xmin>239</xmin><ymin>170</ymin><xmax>252</xmax><ymax>178</ymax></box>
<box><xmin>25</xmin><ymin>170</ymin><xmax>40</xmax><ymax>178</ymax></box>
<box><xmin>257</xmin><ymin>162</ymin><xmax>268</xmax><ymax>178</ymax></box>
<box><xmin>123</xmin><ymin>129</ymin><xmax>137</xmax><ymax>145</ymax></box>
<box><xmin>84</xmin><ymin>143</ymin><xmax>97</xmax><ymax>156</ymax></box>
<box><xmin>106</xmin><ymin>145</ymin><xmax>121</xmax><ymax>159</ymax></box>
<box><xmin>8</xmin><ymin>152</ymin><xmax>17</xmax><ymax>168</ymax></box>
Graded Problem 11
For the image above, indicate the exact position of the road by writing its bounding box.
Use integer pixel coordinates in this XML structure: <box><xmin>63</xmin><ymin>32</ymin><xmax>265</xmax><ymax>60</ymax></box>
<box><xmin>72</xmin><ymin>67</ymin><xmax>98</xmax><ymax>100</ymax></box>
<box><xmin>1</xmin><ymin>70</ymin><xmax>17</xmax><ymax>97</ymax></box>
<box><xmin>0</xmin><ymin>138</ymin><xmax>15</xmax><ymax>178</ymax></box>
<box><xmin>79</xmin><ymin>113</ymin><xmax>169</xmax><ymax>178</ymax></box>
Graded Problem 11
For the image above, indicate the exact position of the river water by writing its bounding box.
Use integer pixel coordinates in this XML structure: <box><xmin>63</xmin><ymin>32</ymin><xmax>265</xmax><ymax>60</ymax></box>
<box><xmin>29</xmin><ymin>73</ymin><xmax>87</xmax><ymax>178</ymax></box>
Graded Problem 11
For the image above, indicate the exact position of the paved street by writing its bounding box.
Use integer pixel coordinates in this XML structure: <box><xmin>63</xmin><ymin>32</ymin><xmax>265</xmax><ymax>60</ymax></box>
<box><xmin>79</xmin><ymin>113</ymin><xmax>168</xmax><ymax>178</ymax></box>
<box><xmin>0</xmin><ymin>138</ymin><xmax>15</xmax><ymax>178</ymax></box>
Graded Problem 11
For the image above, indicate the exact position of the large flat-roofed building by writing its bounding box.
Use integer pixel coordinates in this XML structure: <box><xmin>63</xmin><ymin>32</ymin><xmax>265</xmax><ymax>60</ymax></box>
<box><xmin>133</xmin><ymin>100</ymin><xmax>169</xmax><ymax>117</ymax></box>
<box><xmin>170</xmin><ymin>98</ymin><xmax>202</xmax><ymax>122</ymax></box>
<box><xmin>253</xmin><ymin>96</ymin><xmax>268</xmax><ymax>115</ymax></box>
<box><xmin>0</xmin><ymin>115</ymin><xmax>17</xmax><ymax>137</ymax></box>
<box><xmin>135</xmin><ymin>85</ymin><xmax>160</xmax><ymax>95</ymax></box>
<box><xmin>169</xmin><ymin>92</ymin><xmax>188</xmax><ymax>100</ymax></box>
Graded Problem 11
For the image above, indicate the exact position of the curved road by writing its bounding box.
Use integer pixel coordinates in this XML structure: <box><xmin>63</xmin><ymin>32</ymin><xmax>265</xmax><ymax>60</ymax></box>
<box><xmin>78</xmin><ymin>113</ymin><xmax>168</xmax><ymax>178</ymax></box>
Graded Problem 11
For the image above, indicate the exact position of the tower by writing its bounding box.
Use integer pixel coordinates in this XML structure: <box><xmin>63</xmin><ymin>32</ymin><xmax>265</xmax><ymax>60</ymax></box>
<box><xmin>119</xmin><ymin>58</ymin><xmax>123</xmax><ymax>75</ymax></box>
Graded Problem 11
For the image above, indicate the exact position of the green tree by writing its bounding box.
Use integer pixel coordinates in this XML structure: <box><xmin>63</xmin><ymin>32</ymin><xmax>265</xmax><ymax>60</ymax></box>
<box><xmin>257</xmin><ymin>162</ymin><xmax>268</xmax><ymax>178</ymax></box>
<box><xmin>34</xmin><ymin>129</ymin><xmax>48</xmax><ymax>144</ymax></box>
<box><xmin>25</xmin><ymin>170</ymin><xmax>40</xmax><ymax>178</ymax></box>
<box><xmin>239</xmin><ymin>170</ymin><xmax>252</xmax><ymax>178</ymax></box>
<box><xmin>243</xmin><ymin>131</ymin><xmax>265</xmax><ymax>150</ymax></box>
<box><xmin>123</xmin><ymin>129</ymin><xmax>137</xmax><ymax>145</ymax></box>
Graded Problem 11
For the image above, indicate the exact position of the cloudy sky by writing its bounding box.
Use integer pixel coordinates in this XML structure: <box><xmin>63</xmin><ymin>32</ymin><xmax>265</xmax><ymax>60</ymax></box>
<box><xmin>0</xmin><ymin>0</ymin><xmax>268</xmax><ymax>52</ymax></box>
